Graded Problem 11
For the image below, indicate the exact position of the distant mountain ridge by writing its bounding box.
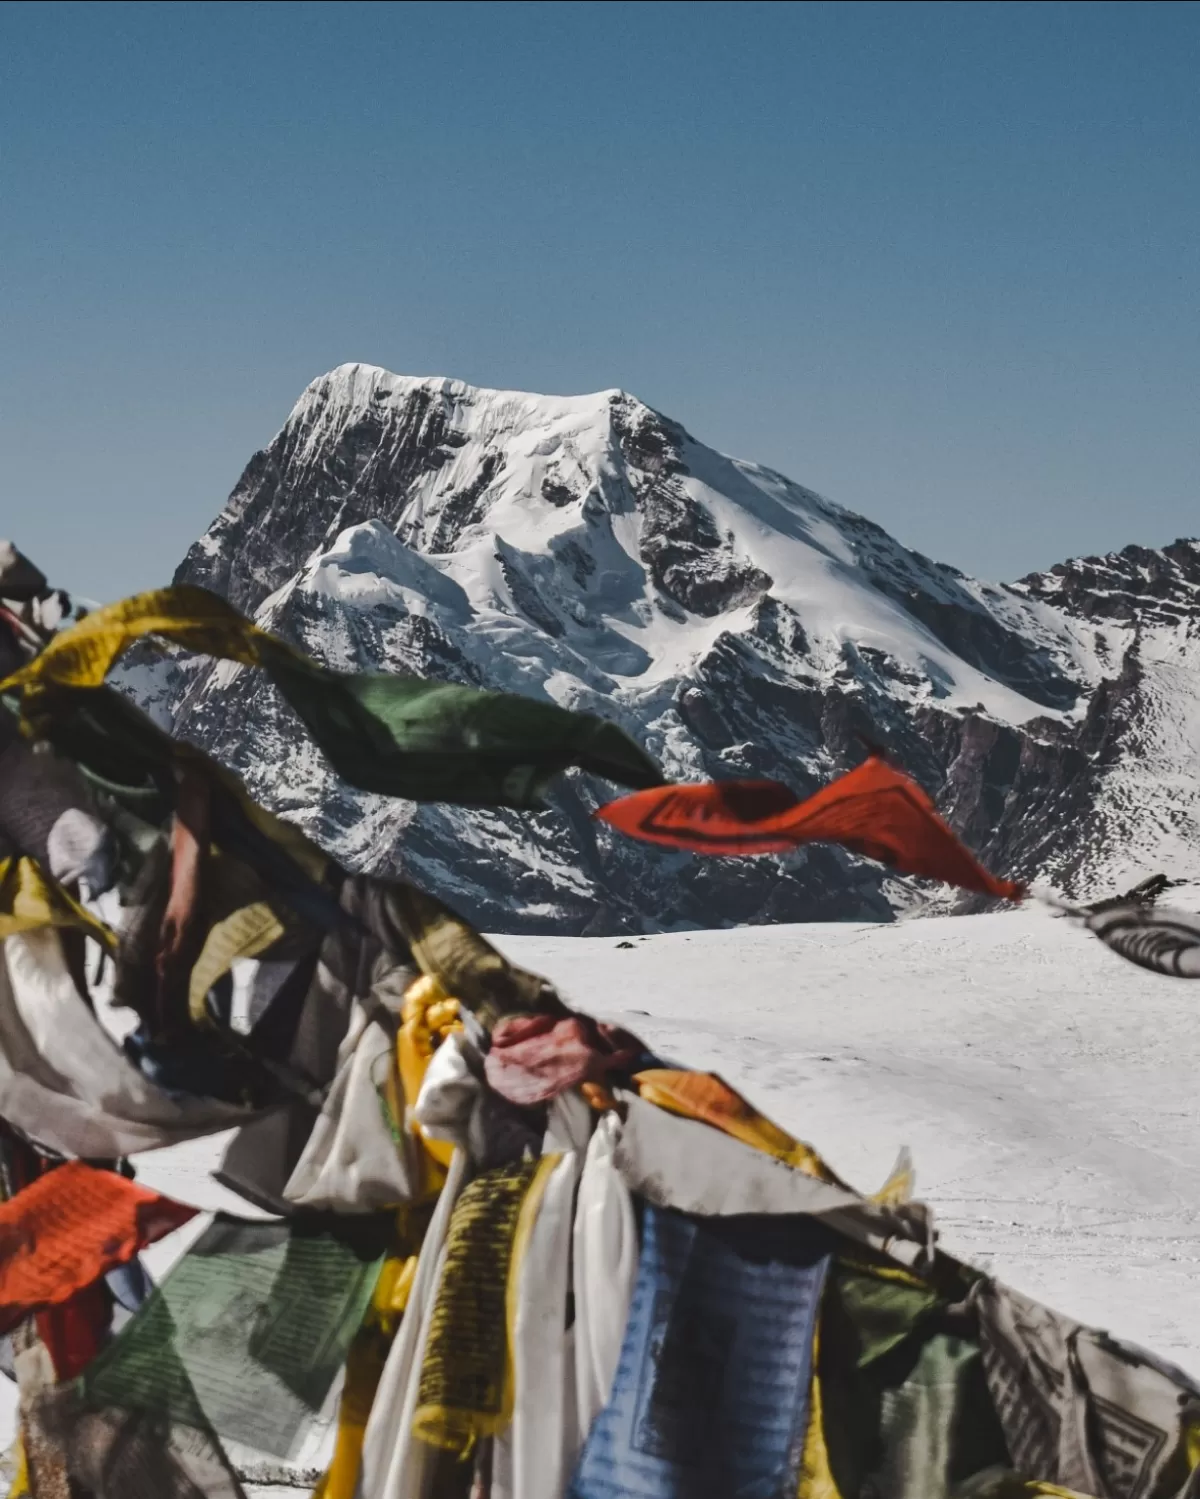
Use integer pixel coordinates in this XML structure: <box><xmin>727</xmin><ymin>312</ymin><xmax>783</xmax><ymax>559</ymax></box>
<box><xmin>149</xmin><ymin>362</ymin><xmax>1200</xmax><ymax>933</ymax></box>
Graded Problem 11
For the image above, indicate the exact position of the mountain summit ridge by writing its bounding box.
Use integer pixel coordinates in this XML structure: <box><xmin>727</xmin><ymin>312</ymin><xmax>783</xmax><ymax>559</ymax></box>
<box><xmin>161</xmin><ymin>363</ymin><xmax>1200</xmax><ymax>932</ymax></box>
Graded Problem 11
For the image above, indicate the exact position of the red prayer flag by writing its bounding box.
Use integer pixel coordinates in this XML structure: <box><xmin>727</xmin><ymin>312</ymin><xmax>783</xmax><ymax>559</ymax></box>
<box><xmin>0</xmin><ymin>1161</ymin><xmax>196</xmax><ymax>1334</ymax></box>
<box><xmin>596</xmin><ymin>754</ymin><xmax>1024</xmax><ymax>901</ymax></box>
<box><xmin>35</xmin><ymin>1279</ymin><xmax>113</xmax><ymax>1381</ymax></box>
<box><xmin>485</xmin><ymin>1012</ymin><xmax>644</xmax><ymax>1106</ymax></box>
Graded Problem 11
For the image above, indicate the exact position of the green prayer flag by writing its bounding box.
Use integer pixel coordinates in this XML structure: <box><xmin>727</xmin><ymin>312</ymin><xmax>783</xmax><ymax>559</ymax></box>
<box><xmin>1</xmin><ymin>584</ymin><xmax>665</xmax><ymax>811</ymax></box>
<box><xmin>819</xmin><ymin>1263</ymin><xmax>1010</xmax><ymax>1499</ymax></box>
<box><xmin>80</xmin><ymin>1215</ymin><xmax>386</xmax><ymax>1460</ymax></box>
<box><xmin>256</xmin><ymin>633</ymin><xmax>664</xmax><ymax>807</ymax></box>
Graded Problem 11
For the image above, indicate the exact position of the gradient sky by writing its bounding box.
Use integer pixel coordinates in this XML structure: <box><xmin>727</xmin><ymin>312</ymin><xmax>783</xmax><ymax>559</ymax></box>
<box><xmin>2</xmin><ymin>0</ymin><xmax>1197</xmax><ymax>600</ymax></box>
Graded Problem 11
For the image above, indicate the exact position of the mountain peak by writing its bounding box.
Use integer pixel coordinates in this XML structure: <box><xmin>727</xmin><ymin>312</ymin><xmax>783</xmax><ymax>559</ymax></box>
<box><xmin>169</xmin><ymin>367</ymin><xmax>1200</xmax><ymax>933</ymax></box>
<box><xmin>290</xmin><ymin>361</ymin><xmax>634</xmax><ymax>437</ymax></box>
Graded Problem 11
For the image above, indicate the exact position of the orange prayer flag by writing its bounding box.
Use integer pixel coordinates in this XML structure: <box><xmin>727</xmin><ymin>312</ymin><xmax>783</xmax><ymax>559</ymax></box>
<box><xmin>0</xmin><ymin>1161</ymin><xmax>195</xmax><ymax>1334</ymax></box>
<box><xmin>633</xmin><ymin>1069</ymin><xmax>847</xmax><ymax>1186</ymax></box>
<box><xmin>596</xmin><ymin>754</ymin><xmax>1024</xmax><ymax>901</ymax></box>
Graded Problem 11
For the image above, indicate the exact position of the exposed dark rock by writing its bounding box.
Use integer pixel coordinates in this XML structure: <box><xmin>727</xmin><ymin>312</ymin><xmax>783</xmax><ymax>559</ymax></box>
<box><xmin>178</xmin><ymin>375</ymin><xmax>458</xmax><ymax>612</ymax></box>
<box><xmin>1019</xmin><ymin>538</ymin><xmax>1200</xmax><ymax>625</ymax></box>
<box><xmin>427</xmin><ymin>451</ymin><xmax>502</xmax><ymax>552</ymax></box>
<box><xmin>541</xmin><ymin>478</ymin><xmax>578</xmax><ymax>507</ymax></box>
<box><xmin>495</xmin><ymin>540</ymin><xmax>564</xmax><ymax>639</ymax></box>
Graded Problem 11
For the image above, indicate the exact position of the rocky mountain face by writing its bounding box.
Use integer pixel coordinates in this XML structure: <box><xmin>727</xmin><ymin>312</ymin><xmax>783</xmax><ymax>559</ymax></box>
<box><xmin>156</xmin><ymin>363</ymin><xmax>1200</xmax><ymax>934</ymax></box>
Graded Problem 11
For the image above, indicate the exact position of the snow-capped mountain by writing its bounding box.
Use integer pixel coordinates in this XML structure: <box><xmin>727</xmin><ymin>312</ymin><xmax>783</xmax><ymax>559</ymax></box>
<box><xmin>158</xmin><ymin>363</ymin><xmax>1200</xmax><ymax>933</ymax></box>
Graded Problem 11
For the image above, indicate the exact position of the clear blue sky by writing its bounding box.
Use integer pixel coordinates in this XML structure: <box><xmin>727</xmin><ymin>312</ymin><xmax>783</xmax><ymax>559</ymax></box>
<box><xmin>2</xmin><ymin>0</ymin><xmax>1196</xmax><ymax>600</ymax></box>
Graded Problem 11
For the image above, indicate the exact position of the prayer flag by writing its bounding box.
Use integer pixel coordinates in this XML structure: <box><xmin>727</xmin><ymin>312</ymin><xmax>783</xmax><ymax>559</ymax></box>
<box><xmin>1079</xmin><ymin>902</ymin><xmax>1200</xmax><ymax>978</ymax></box>
<box><xmin>569</xmin><ymin>1204</ymin><xmax>830</xmax><ymax>1499</ymax></box>
<box><xmin>596</xmin><ymin>755</ymin><xmax>1024</xmax><ymax>900</ymax></box>
<box><xmin>0</xmin><ymin>586</ymin><xmax>664</xmax><ymax>809</ymax></box>
<box><xmin>0</xmin><ymin>1162</ymin><xmax>194</xmax><ymax>1334</ymax></box>
<box><xmin>79</xmin><ymin>1214</ymin><xmax>387</xmax><ymax>1460</ymax></box>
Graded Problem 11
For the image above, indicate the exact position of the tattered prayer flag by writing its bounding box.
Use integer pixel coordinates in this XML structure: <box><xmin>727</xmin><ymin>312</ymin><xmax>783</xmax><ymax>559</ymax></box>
<box><xmin>413</xmin><ymin>1155</ymin><xmax>555</xmax><ymax>1456</ymax></box>
<box><xmin>596</xmin><ymin>755</ymin><xmax>1024</xmax><ymax>900</ymax></box>
<box><xmin>0</xmin><ymin>927</ymin><xmax>251</xmax><ymax>1160</ymax></box>
<box><xmin>31</xmin><ymin>1360</ymin><xmax>249</xmax><ymax>1499</ymax></box>
<box><xmin>1078</xmin><ymin>902</ymin><xmax>1200</xmax><ymax>978</ymax></box>
<box><xmin>388</xmin><ymin>881</ymin><xmax>550</xmax><ymax>1030</ymax></box>
<box><xmin>80</xmin><ymin>1214</ymin><xmax>386</xmax><ymax>1460</ymax></box>
<box><xmin>486</xmin><ymin>1013</ymin><xmax>643</xmax><ymax>1107</ymax></box>
<box><xmin>974</xmin><ymin>1280</ymin><xmax>1200</xmax><ymax>1499</ymax></box>
<box><xmin>632</xmin><ymin>1069</ymin><xmax>845</xmax><ymax>1186</ymax></box>
<box><xmin>569</xmin><ymin>1205</ymin><xmax>830</xmax><ymax>1499</ymax></box>
<box><xmin>813</xmin><ymin>1263</ymin><xmax>1009</xmax><ymax>1499</ymax></box>
<box><xmin>0</xmin><ymin>1162</ymin><xmax>195</xmax><ymax>1335</ymax></box>
<box><xmin>0</xmin><ymin>585</ymin><xmax>664</xmax><ymax>809</ymax></box>
<box><xmin>0</xmin><ymin>854</ymin><xmax>115</xmax><ymax>950</ymax></box>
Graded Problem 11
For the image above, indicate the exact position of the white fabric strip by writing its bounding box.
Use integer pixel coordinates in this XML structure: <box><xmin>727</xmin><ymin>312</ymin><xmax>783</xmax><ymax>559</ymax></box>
<box><xmin>614</xmin><ymin>1092</ymin><xmax>933</xmax><ymax>1270</ymax></box>
<box><xmin>0</xmin><ymin>928</ymin><xmax>248</xmax><ymax>1158</ymax></box>
<box><xmin>572</xmin><ymin>1110</ymin><xmax>638</xmax><ymax>1448</ymax></box>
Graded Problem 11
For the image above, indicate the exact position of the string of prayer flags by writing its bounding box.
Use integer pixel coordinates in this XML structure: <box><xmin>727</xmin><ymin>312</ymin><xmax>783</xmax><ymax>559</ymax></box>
<box><xmin>596</xmin><ymin>754</ymin><xmax>1025</xmax><ymax>900</ymax></box>
<box><xmin>0</xmin><ymin>585</ymin><xmax>665</xmax><ymax>810</ymax></box>
<box><xmin>0</xmin><ymin>1162</ymin><xmax>194</xmax><ymax>1334</ymax></box>
<box><xmin>4</xmin><ymin>542</ymin><xmax>1200</xmax><ymax>1499</ymax></box>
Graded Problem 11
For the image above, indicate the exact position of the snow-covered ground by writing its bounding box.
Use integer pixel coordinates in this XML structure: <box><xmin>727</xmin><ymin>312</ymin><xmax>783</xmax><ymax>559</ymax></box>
<box><xmin>4</xmin><ymin>906</ymin><xmax>1198</xmax><ymax>1474</ymax></box>
<box><xmin>500</xmin><ymin>908</ymin><xmax>1200</xmax><ymax>1369</ymax></box>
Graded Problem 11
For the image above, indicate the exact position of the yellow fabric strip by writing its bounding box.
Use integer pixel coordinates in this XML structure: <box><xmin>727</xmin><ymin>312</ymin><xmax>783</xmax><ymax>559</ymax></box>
<box><xmin>1186</xmin><ymin>1416</ymin><xmax>1200</xmax><ymax>1472</ymax></box>
<box><xmin>412</xmin><ymin>1157</ymin><xmax>544</xmax><ymax>1456</ymax></box>
<box><xmin>1023</xmin><ymin>1487</ymin><xmax>1102</xmax><ymax>1498</ymax></box>
<box><xmin>313</xmin><ymin>1207</ymin><xmax>435</xmax><ymax>1499</ymax></box>
<box><xmin>187</xmin><ymin>900</ymin><xmax>286</xmax><ymax>1026</ymax></box>
<box><xmin>0</xmin><ymin>586</ymin><xmax>281</xmax><ymax>697</ymax></box>
<box><xmin>0</xmin><ymin>856</ymin><xmax>115</xmax><ymax>951</ymax></box>
<box><xmin>870</xmin><ymin>1149</ymin><xmax>915</xmax><ymax>1207</ymax></box>
<box><xmin>373</xmin><ymin>1254</ymin><xmax>420</xmax><ymax>1331</ymax></box>
<box><xmin>797</xmin><ymin>1323</ymin><xmax>843</xmax><ymax>1499</ymax></box>
<box><xmin>398</xmin><ymin>975</ymin><xmax>462</xmax><ymax>1171</ymax></box>
<box><xmin>312</xmin><ymin>1330</ymin><xmax>390</xmax><ymax>1499</ymax></box>
<box><xmin>5</xmin><ymin>1433</ymin><xmax>29</xmax><ymax>1499</ymax></box>
<box><xmin>833</xmin><ymin>1251</ymin><xmax>932</xmax><ymax>1292</ymax></box>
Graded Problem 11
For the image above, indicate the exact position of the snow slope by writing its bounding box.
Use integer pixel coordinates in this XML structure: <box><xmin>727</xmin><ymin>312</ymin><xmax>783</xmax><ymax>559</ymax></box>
<box><xmin>163</xmin><ymin>363</ymin><xmax>1200</xmax><ymax>933</ymax></box>
<box><xmin>6</xmin><ymin>909</ymin><xmax>1194</xmax><ymax>1482</ymax></box>
<box><xmin>502</xmin><ymin>909</ymin><xmax>1200</xmax><ymax>1368</ymax></box>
